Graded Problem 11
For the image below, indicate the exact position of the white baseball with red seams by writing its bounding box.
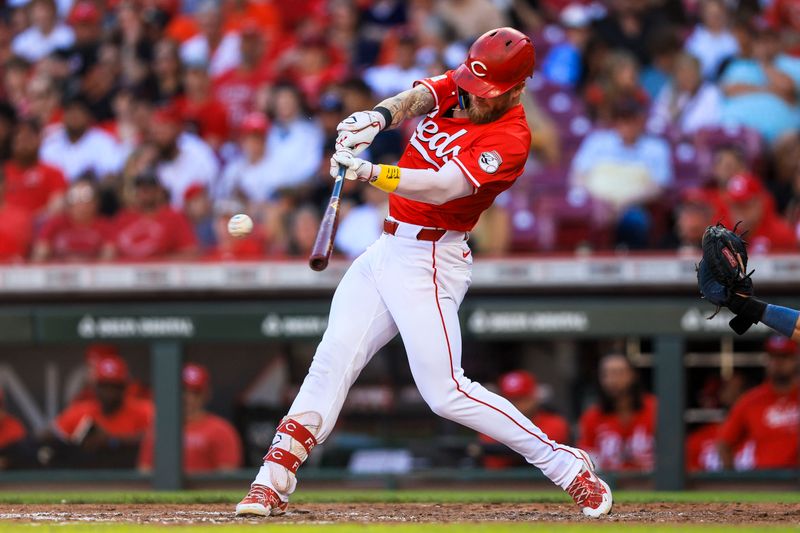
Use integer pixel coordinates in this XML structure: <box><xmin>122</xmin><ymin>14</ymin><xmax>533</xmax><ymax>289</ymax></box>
<box><xmin>241</xmin><ymin>69</ymin><xmax>609</xmax><ymax>517</ymax></box>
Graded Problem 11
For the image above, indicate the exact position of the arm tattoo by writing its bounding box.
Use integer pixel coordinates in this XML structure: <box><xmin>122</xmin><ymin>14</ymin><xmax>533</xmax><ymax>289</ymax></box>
<box><xmin>377</xmin><ymin>85</ymin><xmax>436</xmax><ymax>129</ymax></box>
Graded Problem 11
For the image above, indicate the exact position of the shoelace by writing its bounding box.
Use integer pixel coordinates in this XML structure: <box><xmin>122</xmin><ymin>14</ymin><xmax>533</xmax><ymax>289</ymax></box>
<box><xmin>566</xmin><ymin>471</ymin><xmax>603</xmax><ymax>508</ymax></box>
<box><xmin>244</xmin><ymin>485</ymin><xmax>269</xmax><ymax>502</ymax></box>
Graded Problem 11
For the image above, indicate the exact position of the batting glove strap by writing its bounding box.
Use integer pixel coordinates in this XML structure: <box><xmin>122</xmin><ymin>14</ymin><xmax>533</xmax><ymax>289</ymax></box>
<box><xmin>370</xmin><ymin>165</ymin><xmax>401</xmax><ymax>193</ymax></box>
<box><xmin>372</xmin><ymin>106</ymin><xmax>393</xmax><ymax>130</ymax></box>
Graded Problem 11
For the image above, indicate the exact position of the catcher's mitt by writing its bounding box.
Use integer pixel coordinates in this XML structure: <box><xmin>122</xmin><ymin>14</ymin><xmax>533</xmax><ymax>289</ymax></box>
<box><xmin>697</xmin><ymin>222</ymin><xmax>756</xmax><ymax>334</ymax></box>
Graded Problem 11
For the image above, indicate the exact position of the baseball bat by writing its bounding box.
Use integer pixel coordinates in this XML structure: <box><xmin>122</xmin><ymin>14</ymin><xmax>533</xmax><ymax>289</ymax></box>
<box><xmin>309</xmin><ymin>165</ymin><xmax>345</xmax><ymax>271</ymax></box>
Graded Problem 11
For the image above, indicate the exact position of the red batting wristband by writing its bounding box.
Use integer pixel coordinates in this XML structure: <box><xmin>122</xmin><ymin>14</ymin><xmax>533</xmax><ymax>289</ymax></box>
<box><xmin>277</xmin><ymin>418</ymin><xmax>318</xmax><ymax>454</ymax></box>
<box><xmin>264</xmin><ymin>447</ymin><xmax>302</xmax><ymax>474</ymax></box>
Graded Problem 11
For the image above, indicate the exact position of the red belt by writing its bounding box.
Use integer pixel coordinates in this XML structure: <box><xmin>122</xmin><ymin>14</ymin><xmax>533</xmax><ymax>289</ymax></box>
<box><xmin>383</xmin><ymin>220</ymin><xmax>448</xmax><ymax>242</ymax></box>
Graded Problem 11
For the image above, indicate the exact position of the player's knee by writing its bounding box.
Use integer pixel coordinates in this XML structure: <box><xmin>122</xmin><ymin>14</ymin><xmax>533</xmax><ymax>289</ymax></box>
<box><xmin>427</xmin><ymin>396</ymin><xmax>457</xmax><ymax>420</ymax></box>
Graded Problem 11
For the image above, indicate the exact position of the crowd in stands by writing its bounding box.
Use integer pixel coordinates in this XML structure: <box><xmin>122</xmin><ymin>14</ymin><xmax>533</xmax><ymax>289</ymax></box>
<box><xmin>0</xmin><ymin>0</ymin><xmax>799</xmax><ymax>262</ymax></box>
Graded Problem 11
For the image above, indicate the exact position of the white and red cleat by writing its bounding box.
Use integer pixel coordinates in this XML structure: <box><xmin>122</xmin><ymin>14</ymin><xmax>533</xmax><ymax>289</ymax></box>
<box><xmin>565</xmin><ymin>448</ymin><xmax>613</xmax><ymax>518</ymax></box>
<box><xmin>235</xmin><ymin>484</ymin><xmax>288</xmax><ymax>517</ymax></box>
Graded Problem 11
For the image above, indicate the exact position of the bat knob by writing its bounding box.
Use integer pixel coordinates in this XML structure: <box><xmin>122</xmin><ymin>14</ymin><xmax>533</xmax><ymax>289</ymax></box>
<box><xmin>309</xmin><ymin>257</ymin><xmax>328</xmax><ymax>272</ymax></box>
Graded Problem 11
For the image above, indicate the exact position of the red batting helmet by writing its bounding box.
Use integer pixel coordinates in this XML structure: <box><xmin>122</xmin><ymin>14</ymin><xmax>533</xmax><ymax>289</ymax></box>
<box><xmin>452</xmin><ymin>27</ymin><xmax>536</xmax><ymax>99</ymax></box>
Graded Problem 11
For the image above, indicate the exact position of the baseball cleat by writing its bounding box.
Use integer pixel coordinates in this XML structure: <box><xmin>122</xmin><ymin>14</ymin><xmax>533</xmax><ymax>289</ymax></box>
<box><xmin>235</xmin><ymin>484</ymin><xmax>288</xmax><ymax>517</ymax></box>
<box><xmin>564</xmin><ymin>447</ymin><xmax>613</xmax><ymax>518</ymax></box>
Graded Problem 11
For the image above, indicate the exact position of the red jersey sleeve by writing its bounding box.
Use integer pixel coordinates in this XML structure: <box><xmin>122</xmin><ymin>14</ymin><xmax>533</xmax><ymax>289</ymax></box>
<box><xmin>209</xmin><ymin>418</ymin><xmax>243</xmax><ymax>469</ymax></box>
<box><xmin>452</xmin><ymin>131</ymin><xmax>529</xmax><ymax>190</ymax></box>
<box><xmin>413</xmin><ymin>72</ymin><xmax>456</xmax><ymax>111</ymax></box>
<box><xmin>54</xmin><ymin>404</ymin><xmax>90</xmax><ymax>438</ymax></box>
<box><xmin>718</xmin><ymin>397</ymin><xmax>749</xmax><ymax>448</ymax></box>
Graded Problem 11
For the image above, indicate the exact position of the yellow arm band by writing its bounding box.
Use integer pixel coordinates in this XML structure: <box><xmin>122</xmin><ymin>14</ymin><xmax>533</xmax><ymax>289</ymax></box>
<box><xmin>370</xmin><ymin>165</ymin><xmax>401</xmax><ymax>193</ymax></box>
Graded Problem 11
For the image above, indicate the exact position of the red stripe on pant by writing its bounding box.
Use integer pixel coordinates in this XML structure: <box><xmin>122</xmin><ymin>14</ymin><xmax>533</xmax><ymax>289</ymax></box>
<box><xmin>429</xmin><ymin>242</ymin><xmax>581</xmax><ymax>462</ymax></box>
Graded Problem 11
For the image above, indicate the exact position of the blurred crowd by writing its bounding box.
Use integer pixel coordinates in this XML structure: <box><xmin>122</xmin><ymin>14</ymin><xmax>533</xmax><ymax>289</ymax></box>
<box><xmin>0</xmin><ymin>0</ymin><xmax>799</xmax><ymax>262</ymax></box>
<box><xmin>1</xmin><ymin>337</ymin><xmax>796</xmax><ymax>473</ymax></box>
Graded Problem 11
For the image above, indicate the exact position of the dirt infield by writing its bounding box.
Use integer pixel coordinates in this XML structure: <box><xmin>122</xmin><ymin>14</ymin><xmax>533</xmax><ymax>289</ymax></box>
<box><xmin>1</xmin><ymin>502</ymin><xmax>799</xmax><ymax>525</ymax></box>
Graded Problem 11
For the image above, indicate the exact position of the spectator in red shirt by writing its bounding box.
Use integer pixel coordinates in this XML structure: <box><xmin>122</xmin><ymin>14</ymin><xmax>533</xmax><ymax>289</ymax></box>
<box><xmin>276</xmin><ymin>36</ymin><xmax>347</xmax><ymax>107</ymax></box>
<box><xmin>54</xmin><ymin>354</ymin><xmax>153</xmax><ymax>451</ymax></box>
<box><xmin>718</xmin><ymin>336</ymin><xmax>799</xmax><ymax>470</ymax></box>
<box><xmin>139</xmin><ymin>362</ymin><xmax>243</xmax><ymax>473</ymax></box>
<box><xmin>479</xmin><ymin>370</ymin><xmax>570</xmax><ymax>469</ymax></box>
<box><xmin>765</xmin><ymin>0</ymin><xmax>800</xmax><ymax>56</ymax></box>
<box><xmin>0</xmin><ymin>170</ymin><xmax>34</xmax><ymax>262</ymax></box>
<box><xmin>725</xmin><ymin>173</ymin><xmax>797</xmax><ymax>253</ymax></box>
<box><xmin>0</xmin><ymin>386</ymin><xmax>27</xmax><ymax>470</ymax></box>
<box><xmin>175</xmin><ymin>61</ymin><xmax>230</xmax><ymax>151</ymax></box>
<box><xmin>113</xmin><ymin>172</ymin><xmax>199</xmax><ymax>260</ymax></box>
<box><xmin>703</xmin><ymin>144</ymin><xmax>749</xmax><ymax>225</ymax></box>
<box><xmin>67</xmin><ymin>344</ymin><xmax>151</xmax><ymax>405</ymax></box>
<box><xmin>579</xmin><ymin>353</ymin><xmax>657</xmax><ymax>472</ymax></box>
<box><xmin>212</xmin><ymin>23</ymin><xmax>272</xmax><ymax>130</ymax></box>
<box><xmin>31</xmin><ymin>178</ymin><xmax>114</xmax><ymax>261</ymax></box>
<box><xmin>3</xmin><ymin>119</ymin><xmax>66</xmax><ymax>217</ymax></box>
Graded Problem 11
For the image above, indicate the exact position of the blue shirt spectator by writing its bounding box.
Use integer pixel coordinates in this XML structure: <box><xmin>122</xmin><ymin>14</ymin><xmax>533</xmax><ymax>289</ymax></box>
<box><xmin>719</xmin><ymin>59</ymin><xmax>800</xmax><ymax>144</ymax></box>
<box><xmin>541</xmin><ymin>4</ymin><xmax>591</xmax><ymax>88</ymax></box>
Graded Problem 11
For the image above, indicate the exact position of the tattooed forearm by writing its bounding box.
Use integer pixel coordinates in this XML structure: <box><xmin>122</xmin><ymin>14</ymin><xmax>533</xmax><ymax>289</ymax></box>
<box><xmin>377</xmin><ymin>85</ymin><xmax>435</xmax><ymax>129</ymax></box>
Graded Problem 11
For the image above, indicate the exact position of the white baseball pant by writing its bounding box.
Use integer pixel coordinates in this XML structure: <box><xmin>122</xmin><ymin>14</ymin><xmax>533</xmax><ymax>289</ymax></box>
<box><xmin>255</xmin><ymin>220</ymin><xmax>584</xmax><ymax>491</ymax></box>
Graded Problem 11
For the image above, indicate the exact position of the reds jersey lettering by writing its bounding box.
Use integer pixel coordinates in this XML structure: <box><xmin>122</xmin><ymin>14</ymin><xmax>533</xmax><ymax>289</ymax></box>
<box><xmin>409</xmin><ymin>119</ymin><xmax>467</xmax><ymax>166</ymax></box>
<box><xmin>391</xmin><ymin>70</ymin><xmax>531</xmax><ymax>231</ymax></box>
<box><xmin>719</xmin><ymin>383</ymin><xmax>799</xmax><ymax>469</ymax></box>
<box><xmin>764</xmin><ymin>404</ymin><xmax>800</xmax><ymax>428</ymax></box>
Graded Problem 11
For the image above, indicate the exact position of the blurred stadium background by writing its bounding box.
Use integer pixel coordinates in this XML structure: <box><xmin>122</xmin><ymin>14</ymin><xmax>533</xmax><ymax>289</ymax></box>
<box><xmin>0</xmin><ymin>0</ymin><xmax>799</xmax><ymax>497</ymax></box>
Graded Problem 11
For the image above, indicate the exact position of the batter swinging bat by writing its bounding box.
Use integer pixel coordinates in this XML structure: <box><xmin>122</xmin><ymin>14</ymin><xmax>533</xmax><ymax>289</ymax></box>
<box><xmin>309</xmin><ymin>165</ymin><xmax>345</xmax><ymax>271</ymax></box>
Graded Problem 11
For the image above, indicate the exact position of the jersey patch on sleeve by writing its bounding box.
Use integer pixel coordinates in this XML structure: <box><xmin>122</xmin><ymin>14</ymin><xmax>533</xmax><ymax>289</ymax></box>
<box><xmin>478</xmin><ymin>151</ymin><xmax>503</xmax><ymax>174</ymax></box>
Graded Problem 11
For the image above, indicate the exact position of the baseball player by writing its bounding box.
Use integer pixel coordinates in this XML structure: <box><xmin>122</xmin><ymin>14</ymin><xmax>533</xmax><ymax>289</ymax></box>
<box><xmin>236</xmin><ymin>27</ymin><xmax>612</xmax><ymax>518</ymax></box>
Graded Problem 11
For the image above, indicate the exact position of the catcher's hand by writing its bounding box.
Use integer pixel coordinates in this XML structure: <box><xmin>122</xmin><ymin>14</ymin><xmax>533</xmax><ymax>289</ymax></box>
<box><xmin>697</xmin><ymin>223</ymin><xmax>756</xmax><ymax>334</ymax></box>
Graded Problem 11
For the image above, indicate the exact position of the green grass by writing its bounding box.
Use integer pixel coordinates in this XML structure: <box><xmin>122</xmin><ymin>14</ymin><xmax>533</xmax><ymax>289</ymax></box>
<box><xmin>1</xmin><ymin>489</ymin><xmax>800</xmax><ymax>505</ymax></box>
<box><xmin>0</xmin><ymin>526</ymin><xmax>798</xmax><ymax>533</ymax></box>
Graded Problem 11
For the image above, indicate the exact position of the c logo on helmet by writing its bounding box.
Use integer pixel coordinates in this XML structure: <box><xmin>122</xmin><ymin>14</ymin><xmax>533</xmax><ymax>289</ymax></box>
<box><xmin>470</xmin><ymin>61</ymin><xmax>488</xmax><ymax>77</ymax></box>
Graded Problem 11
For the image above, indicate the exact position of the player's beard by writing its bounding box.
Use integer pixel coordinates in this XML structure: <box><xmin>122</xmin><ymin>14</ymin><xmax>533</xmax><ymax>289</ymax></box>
<box><xmin>466</xmin><ymin>93</ymin><xmax>514</xmax><ymax>124</ymax></box>
<box><xmin>466</xmin><ymin>105</ymin><xmax>508</xmax><ymax>124</ymax></box>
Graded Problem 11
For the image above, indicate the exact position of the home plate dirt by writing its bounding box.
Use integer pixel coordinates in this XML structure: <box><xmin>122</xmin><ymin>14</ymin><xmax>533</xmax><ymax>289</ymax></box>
<box><xmin>1</xmin><ymin>503</ymin><xmax>799</xmax><ymax>525</ymax></box>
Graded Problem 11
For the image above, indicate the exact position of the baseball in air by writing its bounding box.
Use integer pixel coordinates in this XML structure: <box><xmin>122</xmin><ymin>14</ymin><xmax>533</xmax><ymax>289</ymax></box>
<box><xmin>228</xmin><ymin>214</ymin><xmax>253</xmax><ymax>237</ymax></box>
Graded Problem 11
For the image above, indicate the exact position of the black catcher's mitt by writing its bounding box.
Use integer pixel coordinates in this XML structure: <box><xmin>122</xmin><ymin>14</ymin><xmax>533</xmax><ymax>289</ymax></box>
<box><xmin>697</xmin><ymin>223</ymin><xmax>756</xmax><ymax>334</ymax></box>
